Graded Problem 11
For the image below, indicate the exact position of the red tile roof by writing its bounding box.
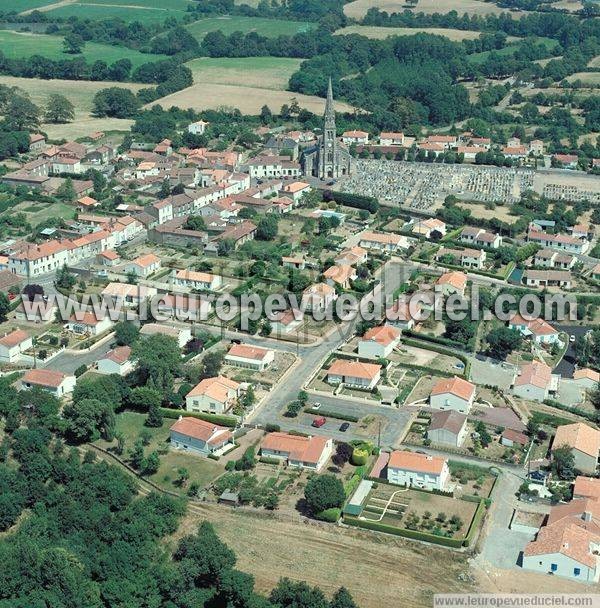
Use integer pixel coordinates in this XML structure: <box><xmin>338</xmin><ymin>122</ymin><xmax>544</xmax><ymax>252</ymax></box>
<box><xmin>22</xmin><ymin>368</ymin><xmax>68</xmax><ymax>388</ymax></box>
<box><xmin>169</xmin><ymin>416</ymin><xmax>232</xmax><ymax>445</ymax></box>
<box><xmin>388</xmin><ymin>450</ymin><xmax>447</xmax><ymax>475</ymax></box>
<box><xmin>430</xmin><ymin>376</ymin><xmax>475</xmax><ymax>401</ymax></box>
<box><xmin>261</xmin><ymin>432</ymin><xmax>330</xmax><ymax>464</ymax></box>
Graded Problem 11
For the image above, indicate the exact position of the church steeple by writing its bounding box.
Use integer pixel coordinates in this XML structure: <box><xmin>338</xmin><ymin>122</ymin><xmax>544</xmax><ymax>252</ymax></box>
<box><xmin>324</xmin><ymin>77</ymin><xmax>335</xmax><ymax>128</ymax></box>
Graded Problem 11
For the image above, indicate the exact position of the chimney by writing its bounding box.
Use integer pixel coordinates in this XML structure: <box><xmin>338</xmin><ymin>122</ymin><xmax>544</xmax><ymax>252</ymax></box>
<box><xmin>583</xmin><ymin>511</ymin><xmax>593</xmax><ymax>523</ymax></box>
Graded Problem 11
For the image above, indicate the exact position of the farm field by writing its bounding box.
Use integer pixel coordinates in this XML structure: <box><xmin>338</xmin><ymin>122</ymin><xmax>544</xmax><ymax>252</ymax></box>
<box><xmin>32</xmin><ymin>0</ymin><xmax>193</xmax><ymax>22</ymax></box>
<box><xmin>186</xmin><ymin>16</ymin><xmax>315</xmax><ymax>40</ymax></box>
<box><xmin>343</xmin><ymin>0</ymin><xmax>525</xmax><ymax>19</ymax></box>
<box><xmin>153</xmin><ymin>56</ymin><xmax>355</xmax><ymax>114</ymax></box>
<box><xmin>334</xmin><ymin>25</ymin><xmax>486</xmax><ymax>40</ymax></box>
<box><xmin>0</xmin><ymin>29</ymin><xmax>167</xmax><ymax>68</ymax></box>
<box><xmin>0</xmin><ymin>75</ymin><xmax>141</xmax><ymax>138</ymax></box>
<box><xmin>185</xmin><ymin>56</ymin><xmax>303</xmax><ymax>90</ymax></box>
<box><xmin>567</xmin><ymin>71</ymin><xmax>600</xmax><ymax>85</ymax></box>
<box><xmin>3</xmin><ymin>0</ymin><xmax>56</xmax><ymax>11</ymax></box>
<box><xmin>588</xmin><ymin>55</ymin><xmax>600</xmax><ymax>68</ymax></box>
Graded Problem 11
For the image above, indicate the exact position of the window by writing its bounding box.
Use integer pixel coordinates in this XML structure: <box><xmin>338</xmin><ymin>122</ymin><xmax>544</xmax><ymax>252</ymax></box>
<box><xmin>574</xmin><ymin>568</ymin><xmax>581</xmax><ymax>576</ymax></box>
<box><xmin>551</xmin><ymin>564</ymin><xmax>558</xmax><ymax>572</ymax></box>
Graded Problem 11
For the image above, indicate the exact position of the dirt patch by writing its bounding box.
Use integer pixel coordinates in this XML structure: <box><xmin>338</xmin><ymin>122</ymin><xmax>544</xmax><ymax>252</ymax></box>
<box><xmin>334</xmin><ymin>25</ymin><xmax>485</xmax><ymax>40</ymax></box>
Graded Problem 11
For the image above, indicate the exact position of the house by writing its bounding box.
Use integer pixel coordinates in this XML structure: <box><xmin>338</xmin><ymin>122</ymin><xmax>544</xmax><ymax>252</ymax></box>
<box><xmin>8</xmin><ymin>240</ymin><xmax>70</xmax><ymax>278</ymax></box>
<box><xmin>66</xmin><ymin>311</ymin><xmax>114</xmax><ymax>336</ymax></box>
<box><xmin>323</xmin><ymin>264</ymin><xmax>356</xmax><ymax>289</ymax></box>
<box><xmin>29</xmin><ymin>133</ymin><xmax>46</xmax><ymax>153</ymax></box>
<box><xmin>358</xmin><ymin>325</ymin><xmax>401</xmax><ymax>359</ymax></box>
<box><xmin>427</xmin><ymin>410</ymin><xmax>468</xmax><ymax>447</ymax></box>
<box><xmin>379</xmin><ymin>132</ymin><xmax>404</xmax><ymax>146</ymax></box>
<box><xmin>387</xmin><ymin>450</ymin><xmax>450</xmax><ymax>491</ymax></box>
<box><xmin>502</xmin><ymin>145</ymin><xmax>527</xmax><ymax>160</ymax></box>
<box><xmin>412</xmin><ymin>218</ymin><xmax>447</xmax><ymax>239</ymax></box>
<box><xmin>533</xmin><ymin>249</ymin><xmax>575</xmax><ymax>270</ymax></box>
<box><xmin>593</xmin><ymin>264</ymin><xmax>600</xmax><ymax>281</ymax></box>
<box><xmin>335</xmin><ymin>246</ymin><xmax>367</xmax><ymax>267</ymax></box>
<box><xmin>524</xmin><ymin>269</ymin><xmax>572</xmax><ymax>289</ymax></box>
<box><xmin>123</xmin><ymin>253</ymin><xmax>161</xmax><ymax>278</ymax></box>
<box><xmin>512</xmin><ymin>360</ymin><xmax>557</xmax><ymax>403</ymax></box>
<box><xmin>436</xmin><ymin>247</ymin><xmax>485</xmax><ymax>269</ymax></box>
<box><xmin>342</xmin><ymin>130</ymin><xmax>369</xmax><ymax>145</ymax></box>
<box><xmin>76</xmin><ymin>196</ymin><xmax>99</xmax><ymax>211</ymax></box>
<box><xmin>326</xmin><ymin>359</ymin><xmax>381</xmax><ymax>390</ymax></box>
<box><xmin>260</xmin><ymin>432</ymin><xmax>333</xmax><ymax>471</ymax></box>
<box><xmin>459</xmin><ymin>227</ymin><xmax>502</xmax><ymax>249</ymax></box>
<box><xmin>20</xmin><ymin>369</ymin><xmax>76</xmax><ymax>397</ymax></box>
<box><xmin>359</xmin><ymin>231</ymin><xmax>408</xmax><ymax>253</ymax></box>
<box><xmin>426</xmin><ymin>134</ymin><xmax>456</xmax><ymax>149</ymax></box>
<box><xmin>528</xmin><ymin>230</ymin><xmax>589</xmax><ymax>255</ymax></box>
<box><xmin>101</xmin><ymin>282</ymin><xmax>157</xmax><ymax>306</ymax></box>
<box><xmin>156</xmin><ymin>293</ymin><xmax>211</xmax><ymax>322</ymax></box>
<box><xmin>573</xmin><ymin>476</ymin><xmax>600</xmax><ymax>500</ymax></box>
<box><xmin>385</xmin><ymin>296</ymin><xmax>427</xmax><ymax>330</ymax></box>
<box><xmin>522</xmin><ymin>498</ymin><xmax>600</xmax><ymax>581</ymax></box>
<box><xmin>188</xmin><ymin>120</ymin><xmax>209</xmax><ymax>135</ymax></box>
<box><xmin>302</xmin><ymin>282</ymin><xmax>337</xmax><ymax>313</ymax></box>
<box><xmin>573</xmin><ymin>368</ymin><xmax>600</xmax><ymax>391</ymax></box>
<box><xmin>97</xmin><ymin>250</ymin><xmax>120</xmax><ymax>267</ymax></box>
<box><xmin>281</xmin><ymin>255</ymin><xmax>305</xmax><ymax>270</ymax></box>
<box><xmin>171</xmin><ymin>269</ymin><xmax>221</xmax><ymax>291</ymax></box>
<box><xmin>271</xmin><ymin>309</ymin><xmax>303</xmax><ymax>335</ymax></box>
<box><xmin>169</xmin><ymin>416</ymin><xmax>233</xmax><ymax>457</ymax></box>
<box><xmin>225</xmin><ymin>344</ymin><xmax>274</xmax><ymax>371</ymax></box>
<box><xmin>281</xmin><ymin>181</ymin><xmax>311</xmax><ymax>203</ymax></box>
<box><xmin>508</xmin><ymin>314</ymin><xmax>561</xmax><ymax>345</ymax></box>
<box><xmin>529</xmin><ymin>139</ymin><xmax>544</xmax><ymax>155</ymax></box>
<box><xmin>457</xmin><ymin>146</ymin><xmax>483</xmax><ymax>162</ymax></box>
<box><xmin>552</xmin><ymin>423</ymin><xmax>600</xmax><ymax>475</ymax></box>
<box><xmin>185</xmin><ymin>376</ymin><xmax>240</xmax><ymax>414</ymax></box>
<box><xmin>501</xmin><ymin>429</ymin><xmax>529</xmax><ymax>448</ymax></box>
<box><xmin>430</xmin><ymin>376</ymin><xmax>476</xmax><ymax>413</ymax></box>
<box><xmin>0</xmin><ymin>329</ymin><xmax>32</xmax><ymax>363</ymax></box>
<box><xmin>553</xmin><ymin>153</ymin><xmax>578</xmax><ymax>169</ymax></box>
<box><xmin>153</xmin><ymin>139</ymin><xmax>172</xmax><ymax>156</ymax></box>
<box><xmin>139</xmin><ymin>323</ymin><xmax>191</xmax><ymax>348</ymax></box>
<box><xmin>97</xmin><ymin>346</ymin><xmax>133</xmax><ymax>376</ymax></box>
<box><xmin>436</xmin><ymin>271</ymin><xmax>467</xmax><ymax>297</ymax></box>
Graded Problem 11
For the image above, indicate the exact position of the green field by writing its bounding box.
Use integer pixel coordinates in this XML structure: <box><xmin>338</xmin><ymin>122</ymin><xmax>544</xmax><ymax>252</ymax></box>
<box><xmin>186</xmin><ymin>16</ymin><xmax>315</xmax><ymax>40</ymax></box>
<box><xmin>0</xmin><ymin>30</ymin><xmax>167</xmax><ymax>68</ymax></box>
<box><xmin>44</xmin><ymin>1</ymin><xmax>192</xmax><ymax>24</ymax></box>
<box><xmin>185</xmin><ymin>56</ymin><xmax>303</xmax><ymax>89</ymax></box>
<box><xmin>1</xmin><ymin>0</ymin><xmax>56</xmax><ymax>11</ymax></box>
<box><xmin>468</xmin><ymin>37</ymin><xmax>557</xmax><ymax>65</ymax></box>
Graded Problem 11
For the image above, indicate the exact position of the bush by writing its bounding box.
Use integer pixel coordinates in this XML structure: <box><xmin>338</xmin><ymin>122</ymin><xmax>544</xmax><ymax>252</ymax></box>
<box><xmin>265</xmin><ymin>423</ymin><xmax>281</xmax><ymax>433</ymax></box>
<box><xmin>74</xmin><ymin>364</ymin><xmax>87</xmax><ymax>377</ymax></box>
<box><xmin>159</xmin><ymin>408</ymin><xmax>237</xmax><ymax>427</ymax></box>
<box><xmin>351</xmin><ymin>448</ymin><xmax>369</xmax><ymax>466</ymax></box>
<box><xmin>304</xmin><ymin>474</ymin><xmax>345</xmax><ymax>515</ymax></box>
<box><xmin>259</xmin><ymin>456</ymin><xmax>280</xmax><ymax>465</ymax></box>
<box><xmin>316</xmin><ymin>507</ymin><xmax>341</xmax><ymax>522</ymax></box>
<box><xmin>304</xmin><ymin>408</ymin><xmax>359</xmax><ymax>423</ymax></box>
<box><xmin>324</xmin><ymin>190</ymin><xmax>379</xmax><ymax>213</ymax></box>
<box><xmin>225</xmin><ymin>460</ymin><xmax>236</xmax><ymax>471</ymax></box>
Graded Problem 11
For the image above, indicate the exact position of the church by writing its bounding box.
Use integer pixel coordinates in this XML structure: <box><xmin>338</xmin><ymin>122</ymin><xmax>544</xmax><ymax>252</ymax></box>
<box><xmin>302</xmin><ymin>79</ymin><xmax>354</xmax><ymax>180</ymax></box>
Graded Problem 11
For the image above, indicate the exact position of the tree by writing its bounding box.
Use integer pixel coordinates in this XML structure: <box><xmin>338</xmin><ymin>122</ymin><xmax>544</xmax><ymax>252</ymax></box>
<box><xmin>63</xmin><ymin>33</ymin><xmax>84</xmax><ymax>54</ymax></box>
<box><xmin>56</xmin><ymin>264</ymin><xmax>76</xmax><ymax>289</ymax></box>
<box><xmin>56</xmin><ymin>178</ymin><xmax>77</xmax><ymax>203</ymax></box>
<box><xmin>304</xmin><ymin>474</ymin><xmax>345</xmax><ymax>515</ymax></box>
<box><xmin>146</xmin><ymin>402</ymin><xmax>163</xmax><ymax>428</ymax></box>
<box><xmin>260</xmin><ymin>104</ymin><xmax>272</xmax><ymax>125</ymax></box>
<box><xmin>93</xmin><ymin>87</ymin><xmax>140</xmax><ymax>118</ymax></box>
<box><xmin>129</xmin><ymin>386</ymin><xmax>162</xmax><ymax>412</ymax></box>
<box><xmin>474</xmin><ymin>421</ymin><xmax>492</xmax><ymax>448</ymax></box>
<box><xmin>142</xmin><ymin>451</ymin><xmax>160</xmax><ymax>475</ymax></box>
<box><xmin>486</xmin><ymin>327</ymin><xmax>523</xmax><ymax>360</ymax></box>
<box><xmin>132</xmin><ymin>334</ymin><xmax>181</xmax><ymax>391</ymax></box>
<box><xmin>552</xmin><ymin>445</ymin><xmax>576</xmax><ymax>480</ymax></box>
<box><xmin>114</xmin><ymin>321</ymin><xmax>139</xmax><ymax>346</ymax></box>
<box><xmin>256</xmin><ymin>215</ymin><xmax>278</xmax><ymax>241</ymax></box>
<box><xmin>4</xmin><ymin>91</ymin><xmax>40</xmax><ymax>130</ymax></box>
<box><xmin>200</xmin><ymin>350</ymin><xmax>224</xmax><ymax>379</ymax></box>
<box><xmin>45</xmin><ymin>94</ymin><xmax>75</xmax><ymax>124</ymax></box>
<box><xmin>22</xmin><ymin>284</ymin><xmax>44</xmax><ymax>302</ymax></box>
<box><xmin>0</xmin><ymin>293</ymin><xmax>9</xmax><ymax>323</ymax></box>
<box><xmin>63</xmin><ymin>399</ymin><xmax>114</xmax><ymax>443</ymax></box>
<box><xmin>184</xmin><ymin>215</ymin><xmax>206</xmax><ymax>231</ymax></box>
<box><xmin>330</xmin><ymin>587</ymin><xmax>359</xmax><ymax>608</ymax></box>
<box><xmin>176</xmin><ymin>467</ymin><xmax>189</xmax><ymax>487</ymax></box>
<box><xmin>270</xmin><ymin>579</ymin><xmax>328</xmax><ymax>608</ymax></box>
<box><xmin>590</xmin><ymin>383</ymin><xmax>600</xmax><ymax>410</ymax></box>
<box><xmin>218</xmin><ymin>238</ymin><xmax>235</xmax><ymax>256</ymax></box>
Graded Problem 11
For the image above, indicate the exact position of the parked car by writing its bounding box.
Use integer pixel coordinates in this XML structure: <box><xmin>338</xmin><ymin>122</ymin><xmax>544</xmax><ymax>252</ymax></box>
<box><xmin>312</xmin><ymin>416</ymin><xmax>326</xmax><ymax>428</ymax></box>
<box><xmin>339</xmin><ymin>422</ymin><xmax>350</xmax><ymax>432</ymax></box>
<box><xmin>569</xmin><ymin>334</ymin><xmax>576</xmax><ymax>343</ymax></box>
<box><xmin>230</xmin><ymin>339</ymin><xmax>241</xmax><ymax>344</ymax></box>
<box><xmin>312</xmin><ymin>402</ymin><xmax>321</xmax><ymax>411</ymax></box>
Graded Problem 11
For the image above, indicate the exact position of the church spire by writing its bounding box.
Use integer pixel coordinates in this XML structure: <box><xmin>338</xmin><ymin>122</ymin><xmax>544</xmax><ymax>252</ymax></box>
<box><xmin>324</xmin><ymin>77</ymin><xmax>335</xmax><ymax>128</ymax></box>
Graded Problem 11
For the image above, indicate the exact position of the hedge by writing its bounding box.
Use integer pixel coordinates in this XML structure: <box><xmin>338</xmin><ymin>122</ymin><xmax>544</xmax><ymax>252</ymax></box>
<box><xmin>542</xmin><ymin>399</ymin><xmax>596</xmax><ymax>423</ymax></box>
<box><xmin>402</xmin><ymin>336</ymin><xmax>471</xmax><ymax>374</ymax></box>
<box><xmin>316</xmin><ymin>508</ymin><xmax>341</xmax><ymax>523</ymax></box>
<box><xmin>160</xmin><ymin>408</ymin><xmax>237</xmax><ymax>428</ymax></box>
<box><xmin>463</xmin><ymin>500</ymin><xmax>487</xmax><ymax>547</ymax></box>
<box><xmin>325</xmin><ymin>190</ymin><xmax>379</xmax><ymax>213</ymax></box>
<box><xmin>343</xmin><ymin>516</ymin><xmax>463</xmax><ymax>548</ymax></box>
<box><xmin>259</xmin><ymin>456</ymin><xmax>280</xmax><ymax>465</ymax></box>
<box><xmin>304</xmin><ymin>407</ymin><xmax>360</xmax><ymax>423</ymax></box>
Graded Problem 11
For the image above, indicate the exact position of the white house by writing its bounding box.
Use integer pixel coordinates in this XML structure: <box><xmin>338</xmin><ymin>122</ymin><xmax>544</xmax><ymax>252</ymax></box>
<box><xmin>358</xmin><ymin>325</ymin><xmax>401</xmax><ymax>359</ymax></box>
<box><xmin>188</xmin><ymin>120</ymin><xmax>209</xmax><ymax>135</ymax></box>
<box><xmin>101</xmin><ymin>282</ymin><xmax>157</xmax><ymax>307</ymax></box>
<box><xmin>171</xmin><ymin>269</ymin><xmax>221</xmax><ymax>291</ymax></box>
<box><xmin>412</xmin><ymin>218</ymin><xmax>447</xmax><ymax>239</ymax></box>
<box><xmin>360</xmin><ymin>231</ymin><xmax>408</xmax><ymax>253</ymax></box>
<box><xmin>342</xmin><ymin>130</ymin><xmax>369</xmax><ymax>145</ymax></box>
<box><xmin>387</xmin><ymin>450</ymin><xmax>450</xmax><ymax>491</ymax></box>
<box><xmin>260</xmin><ymin>432</ymin><xmax>333</xmax><ymax>471</ymax></box>
<box><xmin>552</xmin><ymin>423</ymin><xmax>600</xmax><ymax>475</ymax></box>
<box><xmin>508</xmin><ymin>314</ymin><xmax>561</xmax><ymax>345</ymax></box>
<box><xmin>573</xmin><ymin>368</ymin><xmax>600</xmax><ymax>391</ymax></box>
<box><xmin>123</xmin><ymin>253</ymin><xmax>161</xmax><ymax>278</ymax></box>
<box><xmin>302</xmin><ymin>282</ymin><xmax>337</xmax><ymax>313</ymax></box>
<box><xmin>271</xmin><ymin>309</ymin><xmax>303</xmax><ymax>335</ymax></box>
<box><xmin>436</xmin><ymin>247</ymin><xmax>485</xmax><ymax>269</ymax></box>
<box><xmin>0</xmin><ymin>329</ymin><xmax>32</xmax><ymax>363</ymax></box>
<box><xmin>225</xmin><ymin>344</ymin><xmax>274</xmax><ymax>371</ymax></box>
<box><xmin>20</xmin><ymin>369</ymin><xmax>76</xmax><ymax>398</ymax></box>
<box><xmin>379</xmin><ymin>132</ymin><xmax>404</xmax><ymax>146</ymax></box>
<box><xmin>427</xmin><ymin>410</ymin><xmax>468</xmax><ymax>447</ymax></box>
<box><xmin>429</xmin><ymin>376</ymin><xmax>475</xmax><ymax>413</ymax></box>
<box><xmin>327</xmin><ymin>359</ymin><xmax>381</xmax><ymax>390</ymax></box>
<box><xmin>170</xmin><ymin>416</ymin><xmax>233</xmax><ymax>457</ymax></box>
<box><xmin>66</xmin><ymin>311</ymin><xmax>114</xmax><ymax>336</ymax></box>
<box><xmin>512</xmin><ymin>360</ymin><xmax>557</xmax><ymax>403</ymax></box>
<box><xmin>185</xmin><ymin>375</ymin><xmax>241</xmax><ymax>414</ymax></box>
<box><xmin>323</xmin><ymin>264</ymin><xmax>356</xmax><ymax>289</ymax></box>
<box><xmin>139</xmin><ymin>323</ymin><xmax>191</xmax><ymax>348</ymax></box>
<box><xmin>97</xmin><ymin>345</ymin><xmax>133</xmax><ymax>376</ymax></box>
<box><xmin>436</xmin><ymin>271</ymin><xmax>467</xmax><ymax>297</ymax></box>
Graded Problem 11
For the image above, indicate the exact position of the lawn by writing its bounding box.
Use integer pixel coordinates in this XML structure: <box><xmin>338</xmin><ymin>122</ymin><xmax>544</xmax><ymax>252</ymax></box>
<box><xmin>94</xmin><ymin>411</ymin><xmax>224</xmax><ymax>494</ymax></box>
<box><xmin>0</xmin><ymin>30</ymin><xmax>167</xmax><ymax>68</ymax></box>
<box><xmin>186</xmin><ymin>16</ymin><xmax>315</xmax><ymax>40</ymax></box>
<box><xmin>12</xmin><ymin>200</ymin><xmax>76</xmax><ymax>228</ymax></box>
<box><xmin>185</xmin><ymin>56</ymin><xmax>304</xmax><ymax>90</ymax></box>
<box><xmin>43</xmin><ymin>0</ymin><xmax>192</xmax><ymax>23</ymax></box>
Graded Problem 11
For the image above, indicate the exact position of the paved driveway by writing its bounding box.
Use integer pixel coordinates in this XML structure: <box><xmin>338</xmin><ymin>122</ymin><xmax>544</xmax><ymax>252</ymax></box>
<box><xmin>470</xmin><ymin>356</ymin><xmax>517</xmax><ymax>389</ymax></box>
<box><xmin>553</xmin><ymin>325</ymin><xmax>591</xmax><ymax>377</ymax></box>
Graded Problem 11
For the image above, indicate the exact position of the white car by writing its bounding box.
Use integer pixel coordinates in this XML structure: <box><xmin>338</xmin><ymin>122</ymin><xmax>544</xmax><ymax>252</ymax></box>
<box><xmin>569</xmin><ymin>335</ymin><xmax>576</xmax><ymax>343</ymax></box>
<box><xmin>312</xmin><ymin>402</ymin><xmax>321</xmax><ymax>410</ymax></box>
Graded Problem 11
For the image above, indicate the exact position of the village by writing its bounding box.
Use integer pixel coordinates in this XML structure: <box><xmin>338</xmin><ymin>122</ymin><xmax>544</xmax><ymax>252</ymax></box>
<box><xmin>0</xmin><ymin>78</ymin><xmax>600</xmax><ymax>600</ymax></box>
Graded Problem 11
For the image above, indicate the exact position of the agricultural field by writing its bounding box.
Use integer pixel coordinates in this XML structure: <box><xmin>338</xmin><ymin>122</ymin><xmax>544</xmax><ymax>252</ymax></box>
<box><xmin>3</xmin><ymin>0</ymin><xmax>56</xmax><ymax>12</ymax></box>
<box><xmin>152</xmin><ymin>56</ymin><xmax>355</xmax><ymax>114</ymax></box>
<box><xmin>186</xmin><ymin>16</ymin><xmax>315</xmax><ymax>40</ymax></box>
<box><xmin>185</xmin><ymin>56</ymin><xmax>303</xmax><ymax>90</ymax></box>
<box><xmin>0</xmin><ymin>75</ymin><xmax>141</xmax><ymax>139</ymax></box>
<box><xmin>334</xmin><ymin>25</ymin><xmax>486</xmax><ymax>41</ymax></box>
<box><xmin>0</xmin><ymin>29</ymin><xmax>167</xmax><ymax>67</ymax></box>
<box><xmin>30</xmin><ymin>0</ymin><xmax>194</xmax><ymax>23</ymax></box>
<box><xmin>343</xmin><ymin>0</ymin><xmax>524</xmax><ymax>19</ymax></box>
<box><xmin>567</xmin><ymin>71</ymin><xmax>600</xmax><ymax>85</ymax></box>
<box><xmin>588</xmin><ymin>55</ymin><xmax>600</xmax><ymax>68</ymax></box>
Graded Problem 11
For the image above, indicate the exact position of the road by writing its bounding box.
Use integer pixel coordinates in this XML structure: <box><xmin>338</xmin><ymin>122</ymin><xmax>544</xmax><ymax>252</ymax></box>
<box><xmin>553</xmin><ymin>324</ymin><xmax>590</xmax><ymax>377</ymax></box>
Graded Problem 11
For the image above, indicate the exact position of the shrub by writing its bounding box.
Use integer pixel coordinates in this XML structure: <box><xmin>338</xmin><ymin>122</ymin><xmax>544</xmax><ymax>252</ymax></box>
<box><xmin>159</xmin><ymin>408</ymin><xmax>237</xmax><ymax>427</ymax></box>
<box><xmin>304</xmin><ymin>474</ymin><xmax>345</xmax><ymax>515</ymax></box>
<box><xmin>316</xmin><ymin>507</ymin><xmax>341</xmax><ymax>522</ymax></box>
<box><xmin>265</xmin><ymin>423</ymin><xmax>281</xmax><ymax>433</ymax></box>
<box><xmin>259</xmin><ymin>456</ymin><xmax>280</xmax><ymax>465</ymax></box>
<box><xmin>225</xmin><ymin>460</ymin><xmax>236</xmax><ymax>471</ymax></box>
<box><xmin>351</xmin><ymin>448</ymin><xmax>369</xmax><ymax>466</ymax></box>
<box><xmin>74</xmin><ymin>364</ymin><xmax>87</xmax><ymax>377</ymax></box>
